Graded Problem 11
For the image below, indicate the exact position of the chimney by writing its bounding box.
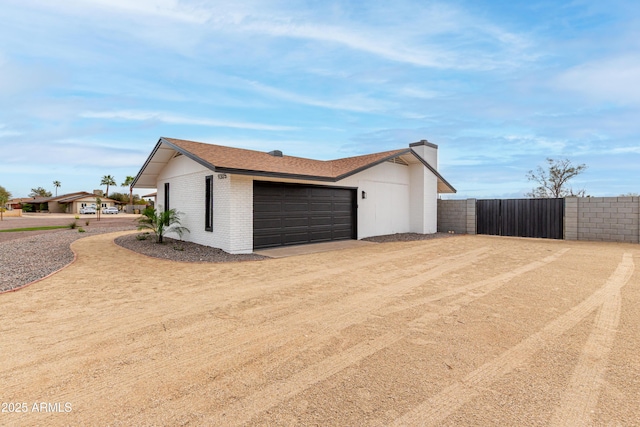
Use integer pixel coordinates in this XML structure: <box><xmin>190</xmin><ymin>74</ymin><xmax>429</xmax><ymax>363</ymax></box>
<box><xmin>267</xmin><ymin>150</ymin><xmax>283</xmax><ymax>157</ymax></box>
<box><xmin>93</xmin><ymin>189</ymin><xmax>104</xmax><ymax>196</ymax></box>
<box><xmin>409</xmin><ymin>139</ymin><xmax>438</xmax><ymax>168</ymax></box>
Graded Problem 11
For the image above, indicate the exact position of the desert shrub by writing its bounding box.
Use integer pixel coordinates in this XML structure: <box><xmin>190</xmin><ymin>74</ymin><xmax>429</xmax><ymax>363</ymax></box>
<box><xmin>69</xmin><ymin>221</ymin><xmax>77</xmax><ymax>229</ymax></box>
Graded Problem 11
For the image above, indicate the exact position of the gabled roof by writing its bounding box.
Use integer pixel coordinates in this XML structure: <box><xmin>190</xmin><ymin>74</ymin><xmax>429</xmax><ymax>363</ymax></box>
<box><xmin>9</xmin><ymin>192</ymin><xmax>118</xmax><ymax>205</ymax></box>
<box><xmin>133</xmin><ymin>137</ymin><xmax>456</xmax><ymax>193</ymax></box>
<box><xmin>54</xmin><ymin>192</ymin><xmax>118</xmax><ymax>203</ymax></box>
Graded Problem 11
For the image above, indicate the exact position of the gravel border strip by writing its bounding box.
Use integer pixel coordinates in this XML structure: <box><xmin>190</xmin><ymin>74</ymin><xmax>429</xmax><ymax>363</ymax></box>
<box><xmin>362</xmin><ymin>232</ymin><xmax>457</xmax><ymax>243</ymax></box>
<box><xmin>114</xmin><ymin>233</ymin><xmax>268</xmax><ymax>263</ymax></box>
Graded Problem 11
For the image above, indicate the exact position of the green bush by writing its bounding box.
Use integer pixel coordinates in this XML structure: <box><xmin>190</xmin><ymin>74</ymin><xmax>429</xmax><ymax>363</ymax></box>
<box><xmin>69</xmin><ymin>221</ymin><xmax>77</xmax><ymax>229</ymax></box>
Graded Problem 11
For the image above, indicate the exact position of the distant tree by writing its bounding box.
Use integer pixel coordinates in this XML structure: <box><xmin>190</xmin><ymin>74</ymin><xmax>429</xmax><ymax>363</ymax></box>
<box><xmin>619</xmin><ymin>192</ymin><xmax>639</xmax><ymax>197</ymax></box>
<box><xmin>137</xmin><ymin>207</ymin><xmax>189</xmax><ymax>243</ymax></box>
<box><xmin>95</xmin><ymin>196</ymin><xmax>102</xmax><ymax>221</ymax></box>
<box><xmin>526</xmin><ymin>158</ymin><xmax>587</xmax><ymax>198</ymax></box>
<box><xmin>121</xmin><ymin>175</ymin><xmax>135</xmax><ymax>208</ymax></box>
<box><xmin>100</xmin><ymin>175</ymin><xmax>116</xmax><ymax>198</ymax></box>
<box><xmin>29</xmin><ymin>187</ymin><xmax>52</xmax><ymax>197</ymax></box>
<box><xmin>0</xmin><ymin>185</ymin><xmax>11</xmax><ymax>221</ymax></box>
<box><xmin>106</xmin><ymin>192</ymin><xmax>127</xmax><ymax>203</ymax></box>
<box><xmin>53</xmin><ymin>180</ymin><xmax>61</xmax><ymax>197</ymax></box>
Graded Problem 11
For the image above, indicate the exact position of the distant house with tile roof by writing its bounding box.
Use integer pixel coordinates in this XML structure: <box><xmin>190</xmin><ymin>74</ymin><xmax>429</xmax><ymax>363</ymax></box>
<box><xmin>133</xmin><ymin>137</ymin><xmax>455</xmax><ymax>254</ymax></box>
<box><xmin>9</xmin><ymin>192</ymin><xmax>118</xmax><ymax>214</ymax></box>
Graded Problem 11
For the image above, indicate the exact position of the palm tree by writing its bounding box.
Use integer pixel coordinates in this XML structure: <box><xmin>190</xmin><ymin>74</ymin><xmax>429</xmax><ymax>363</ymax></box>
<box><xmin>121</xmin><ymin>176</ymin><xmax>135</xmax><ymax>210</ymax></box>
<box><xmin>53</xmin><ymin>180</ymin><xmax>61</xmax><ymax>197</ymax></box>
<box><xmin>0</xmin><ymin>185</ymin><xmax>11</xmax><ymax>221</ymax></box>
<box><xmin>100</xmin><ymin>175</ymin><xmax>116</xmax><ymax>198</ymax></box>
<box><xmin>137</xmin><ymin>207</ymin><xmax>189</xmax><ymax>243</ymax></box>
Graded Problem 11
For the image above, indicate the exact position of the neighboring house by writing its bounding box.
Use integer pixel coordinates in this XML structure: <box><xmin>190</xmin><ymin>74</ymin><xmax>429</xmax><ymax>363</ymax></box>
<box><xmin>9</xmin><ymin>192</ymin><xmax>118</xmax><ymax>213</ymax></box>
<box><xmin>132</xmin><ymin>137</ymin><xmax>456</xmax><ymax>254</ymax></box>
<box><xmin>50</xmin><ymin>192</ymin><xmax>118</xmax><ymax>214</ymax></box>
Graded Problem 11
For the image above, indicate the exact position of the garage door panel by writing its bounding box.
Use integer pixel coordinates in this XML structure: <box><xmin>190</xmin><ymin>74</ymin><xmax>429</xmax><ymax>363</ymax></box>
<box><xmin>309</xmin><ymin>216</ymin><xmax>332</xmax><ymax>226</ymax></box>
<box><xmin>309</xmin><ymin>187</ymin><xmax>334</xmax><ymax>197</ymax></box>
<box><xmin>283</xmin><ymin>217</ymin><xmax>309</xmax><ymax>227</ymax></box>
<box><xmin>309</xmin><ymin>230</ymin><xmax>332</xmax><ymax>241</ymax></box>
<box><xmin>254</xmin><ymin>218</ymin><xmax>283</xmax><ymax>229</ymax></box>
<box><xmin>254</xmin><ymin>201</ymin><xmax>282</xmax><ymax>213</ymax></box>
<box><xmin>331</xmin><ymin>228</ymin><xmax>353</xmax><ymax>239</ymax></box>
<box><xmin>254</xmin><ymin>181</ymin><xmax>356</xmax><ymax>249</ymax></box>
<box><xmin>283</xmin><ymin>202</ymin><xmax>309</xmax><ymax>212</ymax></box>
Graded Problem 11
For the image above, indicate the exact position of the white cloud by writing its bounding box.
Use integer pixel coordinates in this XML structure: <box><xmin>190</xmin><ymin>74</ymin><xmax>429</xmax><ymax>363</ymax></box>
<box><xmin>243</xmin><ymin>80</ymin><xmax>392</xmax><ymax>113</ymax></box>
<box><xmin>80</xmin><ymin>110</ymin><xmax>297</xmax><ymax>131</ymax></box>
<box><xmin>554</xmin><ymin>55</ymin><xmax>640</xmax><ymax>105</ymax></box>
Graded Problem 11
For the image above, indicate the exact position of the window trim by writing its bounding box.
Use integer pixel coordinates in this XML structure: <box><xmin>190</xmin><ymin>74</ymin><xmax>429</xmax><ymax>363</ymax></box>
<box><xmin>205</xmin><ymin>175</ymin><xmax>213</xmax><ymax>232</ymax></box>
<box><xmin>164</xmin><ymin>182</ymin><xmax>170</xmax><ymax>211</ymax></box>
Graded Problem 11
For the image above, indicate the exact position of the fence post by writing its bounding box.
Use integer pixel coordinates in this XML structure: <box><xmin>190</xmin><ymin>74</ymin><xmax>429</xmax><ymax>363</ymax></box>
<box><xmin>564</xmin><ymin>197</ymin><xmax>578</xmax><ymax>240</ymax></box>
<box><xmin>466</xmin><ymin>199</ymin><xmax>476</xmax><ymax>235</ymax></box>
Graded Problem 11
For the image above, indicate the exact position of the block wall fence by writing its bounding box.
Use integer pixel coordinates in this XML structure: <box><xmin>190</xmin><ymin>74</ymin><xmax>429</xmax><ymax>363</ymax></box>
<box><xmin>437</xmin><ymin>197</ymin><xmax>640</xmax><ymax>244</ymax></box>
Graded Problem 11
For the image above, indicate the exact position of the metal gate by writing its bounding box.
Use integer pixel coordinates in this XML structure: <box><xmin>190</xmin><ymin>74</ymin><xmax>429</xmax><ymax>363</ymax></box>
<box><xmin>476</xmin><ymin>198</ymin><xmax>564</xmax><ymax>239</ymax></box>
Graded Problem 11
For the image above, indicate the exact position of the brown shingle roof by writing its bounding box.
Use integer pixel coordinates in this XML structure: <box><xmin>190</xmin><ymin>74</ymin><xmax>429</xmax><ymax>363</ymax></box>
<box><xmin>164</xmin><ymin>137</ymin><xmax>407</xmax><ymax>179</ymax></box>
<box><xmin>132</xmin><ymin>137</ymin><xmax>456</xmax><ymax>193</ymax></box>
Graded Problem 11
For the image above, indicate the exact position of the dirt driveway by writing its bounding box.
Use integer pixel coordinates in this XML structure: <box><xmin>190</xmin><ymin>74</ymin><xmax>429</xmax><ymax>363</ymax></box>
<box><xmin>1</xmin><ymin>233</ymin><xmax>639</xmax><ymax>426</ymax></box>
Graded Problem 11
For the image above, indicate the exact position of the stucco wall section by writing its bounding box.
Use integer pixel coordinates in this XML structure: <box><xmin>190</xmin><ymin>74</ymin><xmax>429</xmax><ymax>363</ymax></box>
<box><xmin>577</xmin><ymin>197</ymin><xmax>639</xmax><ymax>243</ymax></box>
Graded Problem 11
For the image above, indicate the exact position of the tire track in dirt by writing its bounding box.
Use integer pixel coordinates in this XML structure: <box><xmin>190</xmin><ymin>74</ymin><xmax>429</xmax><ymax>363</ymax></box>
<box><xmin>378</xmin><ymin>248</ymin><xmax>570</xmax><ymax>317</ymax></box>
<box><xmin>197</xmin><ymin>248</ymin><xmax>571</xmax><ymax>426</ymax></box>
<box><xmin>392</xmin><ymin>252</ymin><xmax>635</xmax><ymax>427</ymax></box>
<box><xmin>0</xmin><ymin>237</ymin><xmax>472</xmax><ymax>378</ymax></box>
<box><xmin>45</xmin><ymin>247</ymin><xmax>490</xmax><ymax>413</ymax></box>
<box><xmin>549</xmin><ymin>253</ymin><xmax>633</xmax><ymax>427</ymax></box>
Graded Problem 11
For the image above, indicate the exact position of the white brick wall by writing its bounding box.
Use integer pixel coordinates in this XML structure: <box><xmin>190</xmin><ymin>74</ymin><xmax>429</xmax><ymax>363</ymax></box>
<box><xmin>157</xmin><ymin>155</ymin><xmax>213</xmax><ymax>246</ymax></box>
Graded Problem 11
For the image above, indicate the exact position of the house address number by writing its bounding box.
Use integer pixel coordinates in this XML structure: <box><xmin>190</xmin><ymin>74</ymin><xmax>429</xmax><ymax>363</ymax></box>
<box><xmin>218</xmin><ymin>174</ymin><xmax>227</xmax><ymax>179</ymax></box>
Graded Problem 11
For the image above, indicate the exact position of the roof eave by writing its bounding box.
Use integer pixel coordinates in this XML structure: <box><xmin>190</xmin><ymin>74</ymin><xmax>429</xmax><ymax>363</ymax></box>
<box><xmin>409</xmin><ymin>148</ymin><xmax>457</xmax><ymax>193</ymax></box>
<box><xmin>132</xmin><ymin>137</ymin><xmax>218</xmax><ymax>188</ymax></box>
<box><xmin>333</xmin><ymin>149</ymin><xmax>412</xmax><ymax>181</ymax></box>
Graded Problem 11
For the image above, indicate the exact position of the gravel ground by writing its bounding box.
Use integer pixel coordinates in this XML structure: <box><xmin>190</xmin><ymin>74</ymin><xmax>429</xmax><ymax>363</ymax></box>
<box><xmin>115</xmin><ymin>233</ymin><xmax>268</xmax><ymax>263</ymax></box>
<box><xmin>362</xmin><ymin>231</ymin><xmax>456</xmax><ymax>243</ymax></box>
<box><xmin>0</xmin><ymin>226</ymin><xmax>135</xmax><ymax>293</ymax></box>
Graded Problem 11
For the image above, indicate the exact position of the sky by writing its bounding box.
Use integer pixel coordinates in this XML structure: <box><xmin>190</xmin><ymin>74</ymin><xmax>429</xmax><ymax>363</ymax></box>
<box><xmin>2</xmin><ymin>0</ymin><xmax>639</xmax><ymax>199</ymax></box>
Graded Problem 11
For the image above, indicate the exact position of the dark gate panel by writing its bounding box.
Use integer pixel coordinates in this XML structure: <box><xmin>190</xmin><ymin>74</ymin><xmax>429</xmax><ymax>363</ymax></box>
<box><xmin>476</xmin><ymin>198</ymin><xmax>563</xmax><ymax>239</ymax></box>
<box><xmin>253</xmin><ymin>181</ymin><xmax>357</xmax><ymax>249</ymax></box>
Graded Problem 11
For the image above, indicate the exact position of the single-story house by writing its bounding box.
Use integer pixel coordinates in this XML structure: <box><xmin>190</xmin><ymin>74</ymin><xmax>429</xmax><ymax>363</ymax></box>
<box><xmin>132</xmin><ymin>137</ymin><xmax>456</xmax><ymax>254</ymax></box>
<box><xmin>10</xmin><ymin>192</ymin><xmax>118</xmax><ymax>213</ymax></box>
<box><xmin>50</xmin><ymin>192</ymin><xmax>118</xmax><ymax>214</ymax></box>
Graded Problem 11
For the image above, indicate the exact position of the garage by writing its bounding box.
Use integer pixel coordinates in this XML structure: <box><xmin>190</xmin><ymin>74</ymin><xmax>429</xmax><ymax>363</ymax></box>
<box><xmin>253</xmin><ymin>181</ymin><xmax>357</xmax><ymax>249</ymax></box>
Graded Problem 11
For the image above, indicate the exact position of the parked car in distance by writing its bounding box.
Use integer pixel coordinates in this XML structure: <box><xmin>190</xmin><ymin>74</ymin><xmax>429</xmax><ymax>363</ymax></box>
<box><xmin>102</xmin><ymin>207</ymin><xmax>119</xmax><ymax>214</ymax></box>
<box><xmin>79</xmin><ymin>206</ymin><xmax>96</xmax><ymax>214</ymax></box>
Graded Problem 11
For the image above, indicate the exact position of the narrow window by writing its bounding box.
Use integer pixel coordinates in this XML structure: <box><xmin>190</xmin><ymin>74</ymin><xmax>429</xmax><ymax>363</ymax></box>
<box><xmin>164</xmin><ymin>182</ymin><xmax>170</xmax><ymax>211</ymax></box>
<box><xmin>205</xmin><ymin>175</ymin><xmax>213</xmax><ymax>231</ymax></box>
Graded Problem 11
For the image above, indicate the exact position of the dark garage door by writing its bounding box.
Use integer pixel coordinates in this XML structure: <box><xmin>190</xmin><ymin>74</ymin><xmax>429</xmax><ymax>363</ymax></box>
<box><xmin>253</xmin><ymin>181</ymin><xmax>356</xmax><ymax>249</ymax></box>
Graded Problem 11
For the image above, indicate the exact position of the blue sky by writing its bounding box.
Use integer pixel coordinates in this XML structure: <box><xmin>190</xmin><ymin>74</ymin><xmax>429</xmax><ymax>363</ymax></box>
<box><xmin>2</xmin><ymin>0</ymin><xmax>639</xmax><ymax>199</ymax></box>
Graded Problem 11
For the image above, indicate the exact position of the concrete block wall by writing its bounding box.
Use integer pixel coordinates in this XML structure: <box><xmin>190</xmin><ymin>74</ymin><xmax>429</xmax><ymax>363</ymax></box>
<box><xmin>574</xmin><ymin>197</ymin><xmax>639</xmax><ymax>243</ymax></box>
<box><xmin>437</xmin><ymin>199</ymin><xmax>476</xmax><ymax>234</ymax></box>
<box><xmin>438</xmin><ymin>197</ymin><xmax>639</xmax><ymax>243</ymax></box>
<box><xmin>437</xmin><ymin>200</ymin><xmax>466</xmax><ymax>234</ymax></box>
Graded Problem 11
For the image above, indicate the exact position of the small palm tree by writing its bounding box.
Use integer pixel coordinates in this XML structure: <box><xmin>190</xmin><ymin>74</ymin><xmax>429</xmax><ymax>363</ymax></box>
<box><xmin>137</xmin><ymin>207</ymin><xmax>189</xmax><ymax>243</ymax></box>
<box><xmin>53</xmin><ymin>180</ymin><xmax>61</xmax><ymax>197</ymax></box>
<box><xmin>121</xmin><ymin>176</ymin><xmax>135</xmax><ymax>209</ymax></box>
<box><xmin>100</xmin><ymin>175</ymin><xmax>116</xmax><ymax>198</ymax></box>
